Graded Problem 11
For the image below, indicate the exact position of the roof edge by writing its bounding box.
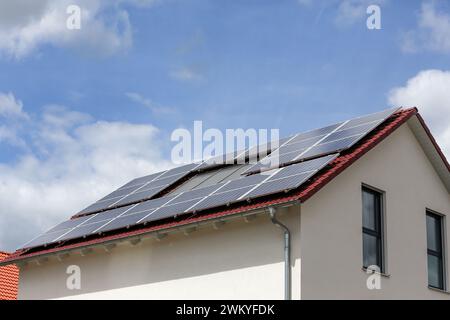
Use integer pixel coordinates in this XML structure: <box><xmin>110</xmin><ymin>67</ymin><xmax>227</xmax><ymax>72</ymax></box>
<box><xmin>414</xmin><ymin>112</ymin><xmax>450</xmax><ymax>172</ymax></box>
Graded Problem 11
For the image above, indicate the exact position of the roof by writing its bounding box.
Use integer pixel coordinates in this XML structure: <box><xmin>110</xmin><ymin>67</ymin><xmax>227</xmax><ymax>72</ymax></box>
<box><xmin>0</xmin><ymin>252</ymin><xmax>19</xmax><ymax>300</ymax></box>
<box><xmin>1</xmin><ymin>107</ymin><xmax>448</xmax><ymax>266</ymax></box>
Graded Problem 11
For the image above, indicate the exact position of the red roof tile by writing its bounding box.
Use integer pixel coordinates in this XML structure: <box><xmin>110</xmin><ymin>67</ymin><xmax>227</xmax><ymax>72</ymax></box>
<box><xmin>0</xmin><ymin>252</ymin><xmax>19</xmax><ymax>300</ymax></box>
<box><xmin>4</xmin><ymin>107</ymin><xmax>446</xmax><ymax>266</ymax></box>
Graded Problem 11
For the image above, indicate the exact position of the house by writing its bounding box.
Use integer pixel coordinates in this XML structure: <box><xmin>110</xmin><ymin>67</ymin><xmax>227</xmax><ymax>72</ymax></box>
<box><xmin>0</xmin><ymin>252</ymin><xmax>19</xmax><ymax>300</ymax></box>
<box><xmin>0</xmin><ymin>107</ymin><xmax>449</xmax><ymax>300</ymax></box>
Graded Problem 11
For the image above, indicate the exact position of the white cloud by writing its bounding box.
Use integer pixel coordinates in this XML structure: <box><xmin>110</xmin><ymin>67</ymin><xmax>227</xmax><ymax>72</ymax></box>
<box><xmin>170</xmin><ymin>66</ymin><xmax>204</xmax><ymax>82</ymax></box>
<box><xmin>0</xmin><ymin>92</ymin><xmax>28</xmax><ymax>119</ymax></box>
<box><xmin>125</xmin><ymin>92</ymin><xmax>175</xmax><ymax>114</ymax></box>
<box><xmin>401</xmin><ymin>2</ymin><xmax>450</xmax><ymax>54</ymax></box>
<box><xmin>0</xmin><ymin>0</ymin><xmax>160</xmax><ymax>59</ymax></box>
<box><xmin>0</xmin><ymin>92</ymin><xmax>172</xmax><ymax>250</ymax></box>
<box><xmin>388</xmin><ymin>69</ymin><xmax>450</xmax><ymax>158</ymax></box>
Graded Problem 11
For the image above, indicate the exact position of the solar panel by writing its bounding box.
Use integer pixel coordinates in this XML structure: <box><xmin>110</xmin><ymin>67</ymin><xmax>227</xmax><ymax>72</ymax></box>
<box><xmin>141</xmin><ymin>199</ymin><xmax>200</xmax><ymax>223</ymax></box>
<box><xmin>45</xmin><ymin>215</ymin><xmax>92</xmax><ymax>233</ymax></box>
<box><xmin>21</xmin><ymin>204</ymin><xmax>138</xmax><ymax>248</ymax></box>
<box><xmin>56</xmin><ymin>221</ymin><xmax>109</xmax><ymax>242</ymax></box>
<box><xmin>171</xmin><ymin>165</ymin><xmax>249</xmax><ymax>194</ymax></box>
<box><xmin>171</xmin><ymin>184</ymin><xmax>224</xmax><ymax>203</ymax></box>
<box><xmin>95</xmin><ymin>211</ymin><xmax>153</xmax><ymax>233</ymax></box>
<box><xmin>235</xmin><ymin>137</ymin><xmax>291</xmax><ymax>162</ymax></box>
<box><xmin>186</xmin><ymin>154</ymin><xmax>338</xmax><ymax>212</ymax></box>
<box><xmin>124</xmin><ymin>195</ymin><xmax>178</xmax><ymax>215</ymax></box>
<box><xmin>20</xmin><ymin>108</ymin><xmax>400</xmax><ymax>250</ymax></box>
<box><xmin>242</xmin><ymin>154</ymin><xmax>338</xmax><ymax>199</ymax></box>
<box><xmin>22</xmin><ymin>229</ymin><xmax>72</xmax><ymax>249</ymax></box>
<box><xmin>75</xmin><ymin>163</ymin><xmax>201</xmax><ymax>216</ymax></box>
<box><xmin>189</xmin><ymin>186</ymin><xmax>255</xmax><ymax>212</ymax></box>
<box><xmin>197</xmin><ymin>136</ymin><xmax>291</xmax><ymax>170</ymax></box>
<box><xmin>244</xmin><ymin>107</ymin><xmax>399</xmax><ymax>174</ymax></box>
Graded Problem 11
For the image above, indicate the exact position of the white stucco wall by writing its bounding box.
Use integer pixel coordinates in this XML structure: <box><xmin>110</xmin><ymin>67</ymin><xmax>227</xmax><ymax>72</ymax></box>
<box><xmin>18</xmin><ymin>207</ymin><xmax>301</xmax><ymax>300</ymax></box>
<box><xmin>300</xmin><ymin>121</ymin><xmax>450</xmax><ymax>299</ymax></box>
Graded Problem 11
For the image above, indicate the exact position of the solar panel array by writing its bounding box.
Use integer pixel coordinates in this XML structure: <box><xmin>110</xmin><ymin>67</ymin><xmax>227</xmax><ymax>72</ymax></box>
<box><xmin>22</xmin><ymin>154</ymin><xmax>337</xmax><ymax>249</ymax></box>
<box><xmin>20</xmin><ymin>107</ymin><xmax>400</xmax><ymax>250</ymax></box>
<box><xmin>75</xmin><ymin>163</ymin><xmax>202</xmax><ymax>216</ymax></box>
<box><xmin>243</xmin><ymin>107</ymin><xmax>399</xmax><ymax>174</ymax></box>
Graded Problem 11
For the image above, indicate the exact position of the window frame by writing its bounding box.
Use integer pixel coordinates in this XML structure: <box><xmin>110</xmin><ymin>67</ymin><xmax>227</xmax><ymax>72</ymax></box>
<box><xmin>361</xmin><ymin>185</ymin><xmax>385</xmax><ymax>273</ymax></box>
<box><xmin>426</xmin><ymin>210</ymin><xmax>446</xmax><ymax>290</ymax></box>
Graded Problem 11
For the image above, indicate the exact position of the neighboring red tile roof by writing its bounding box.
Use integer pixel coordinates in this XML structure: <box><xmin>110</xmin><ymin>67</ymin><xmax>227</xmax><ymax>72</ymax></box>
<box><xmin>0</xmin><ymin>252</ymin><xmax>19</xmax><ymax>300</ymax></box>
<box><xmin>3</xmin><ymin>107</ymin><xmax>447</xmax><ymax>266</ymax></box>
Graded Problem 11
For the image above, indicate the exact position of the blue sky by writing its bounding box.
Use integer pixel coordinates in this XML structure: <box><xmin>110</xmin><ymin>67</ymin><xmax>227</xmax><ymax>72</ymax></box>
<box><xmin>0</xmin><ymin>0</ymin><xmax>450</xmax><ymax>250</ymax></box>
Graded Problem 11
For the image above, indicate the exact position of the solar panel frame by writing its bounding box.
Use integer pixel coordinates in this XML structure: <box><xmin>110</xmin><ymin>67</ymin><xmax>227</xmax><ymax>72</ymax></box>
<box><xmin>244</xmin><ymin>173</ymin><xmax>312</xmax><ymax>199</ymax></box>
<box><xmin>81</xmin><ymin>206</ymin><xmax>133</xmax><ymax>224</ymax></box>
<box><xmin>268</xmin><ymin>154</ymin><xmax>338</xmax><ymax>181</ymax></box>
<box><xmin>277</xmin><ymin>135</ymin><xmax>326</xmax><ymax>155</ymax></box>
<box><xmin>93</xmin><ymin>192</ymin><xmax>186</xmax><ymax>235</ymax></box>
<box><xmin>244</xmin><ymin>107</ymin><xmax>399</xmax><ymax>174</ymax></box>
<box><xmin>339</xmin><ymin>107</ymin><xmax>399</xmax><ymax>130</ymax></box>
<box><xmin>140</xmin><ymin>199</ymin><xmax>201</xmax><ymax>224</ymax></box>
<box><xmin>170</xmin><ymin>184</ymin><xmax>225</xmax><ymax>204</ymax></box>
<box><xmin>75</xmin><ymin>164</ymin><xmax>199</xmax><ymax>216</ymax></box>
<box><xmin>22</xmin><ymin>229</ymin><xmax>72</xmax><ymax>249</ymax></box>
<box><xmin>286</xmin><ymin>122</ymin><xmax>344</xmax><ymax>145</ymax></box>
<box><xmin>188</xmin><ymin>185</ymin><xmax>255</xmax><ymax>212</ymax></box>
<box><xmin>116</xmin><ymin>171</ymin><xmax>164</xmax><ymax>191</ymax></box>
<box><xmin>242</xmin><ymin>154</ymin><xmax>338</xmax><ymax>200</ymax></box>
<box><xmin>95</xmin><ymin>210</ymin><xmax>155</xmax><ymax>233</ymax></box>
<box><xmin>45</xmin><ymin>215</ymin><xmax>93</xmax><ymax>233</ymax></box>
<box><xmin>56</xmin><ymin>220</ymin><xmax>112</xmax><ymax>242</ymax></box>
<box><xmin>118</xmin><ymin>195</ymin><xmax>179</xmax><ymax>217</ymax></box>
<box><xmin>298</xmin><ymin>134</ymin><xmax>363</xmax><ymax>160</ymax></box>
<box><xmin>319</xmin><ymin>122</ymin><xmax>378</xmax><ymax>144</ymax></box>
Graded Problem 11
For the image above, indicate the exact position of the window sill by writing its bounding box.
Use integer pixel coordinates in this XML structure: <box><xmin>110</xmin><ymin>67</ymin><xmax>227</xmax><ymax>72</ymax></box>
<box><xmin>428</xmin><ymin>286</ymin><xmax>450</xmax><ymax>295</ymax></box>
<box><xmin>362</xmin><ymin>267</ymin><xmax>390</xmax><ymax>278</ymax></box>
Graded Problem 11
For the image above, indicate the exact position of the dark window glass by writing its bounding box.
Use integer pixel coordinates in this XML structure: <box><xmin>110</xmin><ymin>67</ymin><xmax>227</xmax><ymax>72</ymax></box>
<box><xmin>426</xmin><ymin>212</ymin><xmax>445</xmax><ymax>290</ymax></box>
<box><xmin>362</xmin><ymin>187</ymin><xmax>383</xmax><ymax>272</ymax></box>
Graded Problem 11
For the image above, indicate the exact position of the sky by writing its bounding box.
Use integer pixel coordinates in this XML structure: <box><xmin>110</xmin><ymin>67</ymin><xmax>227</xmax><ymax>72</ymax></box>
<box><xmin>0</xmin><ymin>0</ymin><xmax>450</xmax><ymax>251</ymax></box>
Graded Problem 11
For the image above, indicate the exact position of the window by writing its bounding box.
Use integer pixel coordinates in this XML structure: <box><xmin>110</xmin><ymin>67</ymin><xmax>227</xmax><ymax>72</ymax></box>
<box><xmin>426</xmin><ymin>211</ymin><xmax>445</xmax><ymax>290</ymax></box>
<box><xmin>362</xmin><ymin>186</ymin><xmax>384</xmax><ymax>272</ymax></box>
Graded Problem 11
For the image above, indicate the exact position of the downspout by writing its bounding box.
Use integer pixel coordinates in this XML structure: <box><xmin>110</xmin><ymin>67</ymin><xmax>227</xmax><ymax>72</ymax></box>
<box><xmin>268</xmin><ymin>207</ymin><xmax>291</xmax><ymax>300</ymax></box>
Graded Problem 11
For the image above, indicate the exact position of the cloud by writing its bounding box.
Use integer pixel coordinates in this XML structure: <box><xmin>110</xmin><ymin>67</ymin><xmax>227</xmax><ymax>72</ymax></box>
<box><xmin>170</xmin><ymin>66</ymin><xmax>204</xmax><ymax>82</ymax></box>
<box><xmin>0</xmin><ymin>0</ymin><xmax>161</xmax><ymax>59</ymax></box>
<box><xmin>401</xmin><ymin>2</ymin><xmax>450</xmax><ymax>54</ymax></box>
<box><xmin>0</xmin><ymin>92</ymin><xmax>172</xmax><ymax>250</ymax></box>
<box><xmin>0</xmin><ymin>92</ymin><xmax>29</xmax><ymax>148</ymax></box>
<box><xmin>0</xmin><ymin>92</ymin><xmax>28</xmax><ymax>119</ymax></box>
<box><xmin>125</xmin><ymin>92</ymin><xmax>175</xmax><ymax>114</ymax></box>
<box><xmin>388</xmin><ymin>69</ymin><xmax>450</xmax><ymax>158</ymax></box>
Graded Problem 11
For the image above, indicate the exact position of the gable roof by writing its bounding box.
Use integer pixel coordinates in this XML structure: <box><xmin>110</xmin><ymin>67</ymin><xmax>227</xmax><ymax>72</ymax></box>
<box><xmin>1</xmin><ymin>107</ymin><xmax>448</xmax><ymax>266</ymax></box>
<box><xmin>0</xmin><ymin>252</ymin><xmax>19</xmax><ymax>300</ymax></box>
